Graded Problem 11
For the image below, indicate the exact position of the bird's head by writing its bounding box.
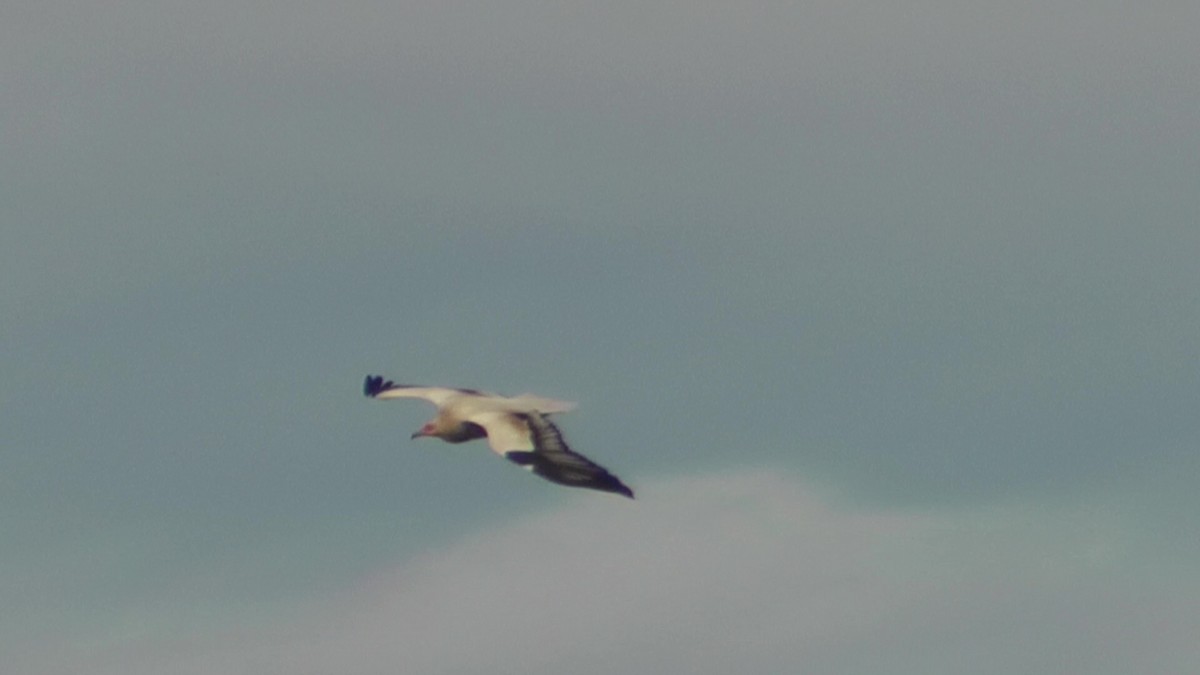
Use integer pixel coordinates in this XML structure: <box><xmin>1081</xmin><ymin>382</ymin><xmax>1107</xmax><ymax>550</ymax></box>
<box><xmin>411</xmin><ymin>422</ymin><xmax>437</xmax><ymax>440</ymax></box>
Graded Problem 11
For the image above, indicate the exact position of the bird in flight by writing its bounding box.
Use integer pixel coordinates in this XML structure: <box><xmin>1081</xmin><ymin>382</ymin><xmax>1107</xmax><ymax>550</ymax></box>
<box><xmin>363</xmin><ymin>375</ymin><xmax>634</xmax><ymax>498</ymax></box>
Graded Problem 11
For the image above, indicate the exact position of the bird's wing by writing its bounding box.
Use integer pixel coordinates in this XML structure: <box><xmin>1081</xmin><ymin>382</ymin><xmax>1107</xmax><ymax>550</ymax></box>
<box><xmin>448</xmin><ymin>407</ymin><xmax>633</xmax><ymax>498</ymax></box>
<box><xmin>363</xmin><ymin>375</ymin><xmax>572</xmax><ymax>413</ymax></box>
<box><xmin>363</xmin><ymin>375</ymin><xmax>489</xmax><ymax>407</ymax></box>
<box><xmin>513</xmin><ymin>411</ymin><xmax>635</xmax><ymax>498</ymax></box>
<box><xmin>465</xmin><ymin>410</ymin><xmax>536</xmax><ymax>457</ymax></box>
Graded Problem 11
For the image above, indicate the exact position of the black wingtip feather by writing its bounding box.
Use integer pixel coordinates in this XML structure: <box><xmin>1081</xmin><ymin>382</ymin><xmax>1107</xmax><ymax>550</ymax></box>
<box><xmin>571</xmin><ymin>472</ymin><xmax>634</xmax><ymax>499</ymax></box>
<box><xmin>604</xmin><ymin>477</ymin><xmax>635</xmax><ymax>499</ymax></box>
<box><xmin>585</xmin><ymin>469</ymin><xmax>634</xmax><ymax>499</ymax></box>
<box><xmin>363</xmin><ymin>374</ymin><xmax>395</xmax><ymax>398</ymax></box>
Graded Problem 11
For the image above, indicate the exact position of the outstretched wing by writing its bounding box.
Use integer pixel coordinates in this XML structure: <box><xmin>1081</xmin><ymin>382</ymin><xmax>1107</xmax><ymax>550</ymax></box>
<box><xmin>363</xmin><ymin>375</ymin><xmax>485</xmax><ymax>407</ymax></box>
<box><xmin>501</xmin><ymin>411</ymin><xmax>634</xmax><ymax>499</ymax></box>
<box><xmin>364</xmin><ymin>375</ymin><xmax>628</xmax><ymax>496</ymax></box>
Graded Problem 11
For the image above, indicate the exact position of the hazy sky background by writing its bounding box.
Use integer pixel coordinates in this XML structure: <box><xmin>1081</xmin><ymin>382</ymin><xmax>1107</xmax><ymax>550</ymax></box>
<box><xmin>3</xmin><ymin>1</ymin><xmax>1198</xmax><ymax>673</ymax></box>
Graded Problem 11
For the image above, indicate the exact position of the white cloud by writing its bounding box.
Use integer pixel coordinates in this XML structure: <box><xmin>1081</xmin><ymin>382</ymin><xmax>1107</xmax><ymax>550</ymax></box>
<box><xmin>22</xmin><ymin>470</ymin><xmax>1198</xmax><ymax>675</ymax></box>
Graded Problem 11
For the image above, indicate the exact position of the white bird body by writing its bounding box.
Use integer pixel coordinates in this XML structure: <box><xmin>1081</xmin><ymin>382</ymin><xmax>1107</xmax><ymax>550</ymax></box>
<box><xmin>364</xmin><ymin>376</ymin><xmax>633</xmax><ymax>498</ymax></box>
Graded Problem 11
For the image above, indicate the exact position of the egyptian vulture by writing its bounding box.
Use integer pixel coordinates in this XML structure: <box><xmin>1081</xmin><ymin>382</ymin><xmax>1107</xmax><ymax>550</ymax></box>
<box><xmin>363</xmin><ymin>375</ymin><xmax>633</xmax><ymax>498</ymax></box>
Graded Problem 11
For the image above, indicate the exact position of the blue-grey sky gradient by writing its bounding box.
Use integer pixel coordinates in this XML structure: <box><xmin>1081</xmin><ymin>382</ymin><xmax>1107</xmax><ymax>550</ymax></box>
<box><xmin>3</xmin><ymin>1</ymin><xmax>1198</xmax><ymax>672</ymax></box>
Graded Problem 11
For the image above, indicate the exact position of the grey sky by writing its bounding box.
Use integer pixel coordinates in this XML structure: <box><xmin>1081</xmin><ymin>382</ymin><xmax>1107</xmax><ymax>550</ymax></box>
<box><xmin>3</xmin><ymin>1</ymin><xmax>1198</xmax><ymax>672</ymax></box>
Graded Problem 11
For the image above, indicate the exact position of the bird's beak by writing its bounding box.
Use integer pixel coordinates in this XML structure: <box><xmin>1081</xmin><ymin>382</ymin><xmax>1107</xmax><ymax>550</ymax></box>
<box><xmin>410</xmin><ymin>430</ymin><xmax>425</xmax><ymax>440</ymax></box>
